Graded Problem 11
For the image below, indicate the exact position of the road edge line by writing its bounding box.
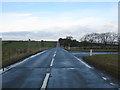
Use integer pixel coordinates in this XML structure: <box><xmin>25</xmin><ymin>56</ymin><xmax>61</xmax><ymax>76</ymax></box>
<box><xmin>0</xmin><ymin>50</ymin><xmax>47</xmax><ymax>74</ymax></box>
<box><xmin>74</xmin><ymin>56</ymin><xmax>93</xmax><ymax>69</ymax></box>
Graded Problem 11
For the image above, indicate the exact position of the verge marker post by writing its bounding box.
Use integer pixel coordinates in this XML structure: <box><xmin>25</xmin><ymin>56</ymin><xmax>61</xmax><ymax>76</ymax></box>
<box><xmin>90</xmin><ymin>49</ymin><xmax>92</xmax><ymax>56</ymax></box>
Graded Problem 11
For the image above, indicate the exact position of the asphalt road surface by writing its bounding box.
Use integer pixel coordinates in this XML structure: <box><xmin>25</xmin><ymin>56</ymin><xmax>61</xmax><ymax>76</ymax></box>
<box><xmin>2</xmin><ymin>43</ymin><xmax>118</xmax><ymax>89</ymax></box>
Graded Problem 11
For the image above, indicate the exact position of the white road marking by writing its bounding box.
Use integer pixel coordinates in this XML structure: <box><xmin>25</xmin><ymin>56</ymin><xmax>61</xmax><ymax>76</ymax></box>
<box><xmin>50</xmin><ymin>51</ymin><xmax>56</xmax><ymax>67</ymax></box>
<box><xmin>0</xmin><ymin>50</ymin><xmax>47</xmax><ymax>74</ymax></box>
<box><xmin>74</xmin><ymin>56</ymin><xmax>93</xmax><ymax>69</ymax></box>
<box><xmin>55</xmin><ymin>51</ymin><xmax>56</xmax><ymax>54</ymax></box>
<box><xmin>110</xmin><ymin>82</ymin><xmax>115</xmax><ymax>86</ymax></box>
<box><xmin>41</xmin><ymin>51</ymin><xmax>57</xmax><ymax>89</ymax></box>
<box><xmin>69</xmin><ymin>68</ymin><xmax>75</xmax><ymax>70</ymax></box>
<box><xmin>53</xmin><ymin>51</ymin><xmax>56</xmax><ymax>57</ymax></box>
<box><xmin>50</xmin><ymin>58</ymin><xmax>54</xmax><ymax>67</ymax></box>
<box><xmin>62</xmin><ymin>49</ymin><xmax>92</xmax><ymax>69</ymax></box>
<box><xmin>0</xmin><ymin>68</ymin><xmax>11</xmax><ymax>74</ymax></box>
<box><xmin>102</xmin><ymin>77</ymin><xmax>107</xmax><ymax>80</ymax></box>
<box><xmin>41</xmin><ymin>73</ymin><xmax>50</xmax><ymax>90</ymax></box>
<box><xmin>53</xmin><ymin>53</ymin><xmax>56</xmax><ymax>58</ymax></box>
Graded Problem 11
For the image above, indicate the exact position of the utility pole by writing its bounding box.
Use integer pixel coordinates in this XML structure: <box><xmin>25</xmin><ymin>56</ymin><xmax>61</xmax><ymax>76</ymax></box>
<box><xmin>28</xmin><ymin>39</ymin><xmax>31</xmax><ymax>52</ymax></box>
<box><xmin>38</xmin><ymin>41</ymin><xmax>41</xmax><ymax>51</ymax></box>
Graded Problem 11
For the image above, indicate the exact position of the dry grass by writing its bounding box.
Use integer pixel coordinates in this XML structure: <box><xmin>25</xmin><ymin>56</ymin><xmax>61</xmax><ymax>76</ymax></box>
<box><xmin>65</xmin><ymin>48</ymin><xmax>118</xmax><ymax>52</ymax></box>
<box><xmin>83</xmin><ymin>54</ymin><xmax>119</xmax><ymax>80</ymax></box>
<box><xmin>2</xmin><ymin>41</ymin><xmax>57</xmax><ymax>68</ymax></box>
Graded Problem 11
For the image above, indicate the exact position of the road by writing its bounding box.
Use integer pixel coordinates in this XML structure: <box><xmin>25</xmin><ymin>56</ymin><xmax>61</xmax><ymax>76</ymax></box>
<box><xmin>2</xmin><ymin>43</ymin><xmax>118</xmax><ymax>89</ymax></box>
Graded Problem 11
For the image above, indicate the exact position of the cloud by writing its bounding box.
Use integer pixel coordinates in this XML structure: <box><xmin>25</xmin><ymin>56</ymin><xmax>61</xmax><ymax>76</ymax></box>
<box><xmin>1</xmin><ymin>12</ymin><xmax>117</xmax><ymax>41</ymax></box>
<box><xmin>2</xmin><ymin>20</ymin><xmax>117</xmax><ymax>41</ymax></box>
<box><xmin>89</xmin><ymin>21</ymin><xmax>118</xmax><ymax>33</ymax></box>
<box><xmin>1</xmin><ymin>12</ymin><xmax>98</xmax><ymax>33</ymax></box>
<box><xmin>1</xmin><ymin>5</ymin><xmax>117</xmax><ymax>33</ymax></box>
<box><xmin>2</xmin><ymin>31</ymin><xmax>55</xmax><ymax>41</ymax></box>
<box><xmin>1</xmin><ymin>5</ymin><xmax>117</xmax><ymax>41</ymax></box>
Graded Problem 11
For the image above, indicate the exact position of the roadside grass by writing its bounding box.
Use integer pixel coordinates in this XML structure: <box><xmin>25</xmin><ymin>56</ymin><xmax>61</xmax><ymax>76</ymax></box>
<box><xmin>64</xmin><ymin>48</ymin><xmax>118</xmax><ymax>52</ymax></box>
<box><xmin>83</xmin><ymin>54</ymin><xmax>119</xmax><ymax>80</ymax></box>
<box><xmin>2</xmin><ymin>41</ymin><xmax>57</xmax><ymax>68</ymax></box>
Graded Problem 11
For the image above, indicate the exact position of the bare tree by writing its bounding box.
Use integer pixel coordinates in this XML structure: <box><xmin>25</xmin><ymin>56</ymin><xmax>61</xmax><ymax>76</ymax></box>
<box><xmin>80</xmin><ymin>32</ymin><xmax>118</xmax><ymax>49</ymax></box>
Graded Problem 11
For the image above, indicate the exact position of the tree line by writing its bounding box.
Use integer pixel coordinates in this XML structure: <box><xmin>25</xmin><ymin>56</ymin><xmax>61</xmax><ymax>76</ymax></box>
<box><xmin>59</xmin><ymin>32</ymin><xmax>119</xmax><ymax>49</ymax></box>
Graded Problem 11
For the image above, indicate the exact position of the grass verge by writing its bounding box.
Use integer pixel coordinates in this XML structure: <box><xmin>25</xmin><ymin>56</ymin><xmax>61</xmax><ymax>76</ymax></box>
<box><xmin>64</xmin><ymin>48</ymin><xmax>118</xmax><ymax>52</ymax></box>
<box><xmin>83</xmin><ymin>54</ymin><xmax>119</xmax><ymax>80</ymax></box>
<box><xmin>2</xmin><ymin>41</ymin><xmax>57</xmax><ymax>68</ymax></box>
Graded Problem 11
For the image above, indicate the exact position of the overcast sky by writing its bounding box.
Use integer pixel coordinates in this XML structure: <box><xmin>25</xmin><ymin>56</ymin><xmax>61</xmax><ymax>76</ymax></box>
<box><xmin>1</xmin><ymin>2</ymin><xmax>118</xmax><ymax>41</ymax></box>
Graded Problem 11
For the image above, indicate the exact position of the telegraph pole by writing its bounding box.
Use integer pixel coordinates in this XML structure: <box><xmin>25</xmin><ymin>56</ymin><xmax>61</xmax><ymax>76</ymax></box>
<box><xmin>28</xmin><ymin>39</ymin><xmax>31</xmax><ymax>52</ymax></box>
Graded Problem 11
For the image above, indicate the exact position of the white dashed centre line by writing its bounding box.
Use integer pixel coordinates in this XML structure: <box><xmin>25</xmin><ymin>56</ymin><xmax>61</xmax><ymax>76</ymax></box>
<box><xmin>41</xmin><ymin>51</ymin><xmax>57</xmax><ymax>90</ymax></box>
<box><xmin>50</xmin><ymin>51</ymin><xmax>56</xmax><ymax>67</ymax></box>
<box><xmin>41</xmin><ymin>73</ymin><xmax>50</xmax><ymax>90</ymax></box>
<box><xmin>50</xmin><ymin>58</ymin><xmax>54</xmax><ymax>67</ymax></box>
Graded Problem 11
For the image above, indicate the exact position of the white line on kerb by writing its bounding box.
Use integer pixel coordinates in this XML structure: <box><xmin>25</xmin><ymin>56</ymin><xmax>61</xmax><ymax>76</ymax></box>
<box><xmin>110</xmin><ymin>82</ymin><xmax>115</xmax><ymax>86</ymax></box>
<box><xmin>102</xmin><ymin>77</ymin><xmax>107</xmax><ymax>80</ymax></box>
<box><xmin>0</xmin><ymin>68</ymin><xmax>11</xmax><ymax>74</ymax></box>
<box><xmin>74</xmin><ymin>56</ymin><xmax>93</xmax><ymax>69</ymax></box>
<box><xmin>0</xmin><ymin>50</ymin><xmax>47</xmax><ymax>74</ymax></box>
<box><xmin>41</xmin><ymin>73</ymin><xmax>50</xmax><ymax>90</ymax></box>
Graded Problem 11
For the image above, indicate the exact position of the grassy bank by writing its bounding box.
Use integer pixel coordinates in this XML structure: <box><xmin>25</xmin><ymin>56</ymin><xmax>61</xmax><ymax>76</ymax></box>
<box><xmin>83</xmin><ymin>54</ymin><xmax>119</xmax><ymax>80</ymax></box>
<box><xmin>2</xmin><ymin>41</ymin><xmax>57</xmax><ymax>68</ymax></box>
<box><xmin>64</xmin><ymin>48</ymin><xmax>118</xmax><ymax>52</ymax></box>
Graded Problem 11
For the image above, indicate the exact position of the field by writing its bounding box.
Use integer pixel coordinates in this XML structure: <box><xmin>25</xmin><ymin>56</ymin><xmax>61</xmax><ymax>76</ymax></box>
<box><xmin>83</xmin><ymin>54</ymin><xmax>119</xmax><ymax>80</ymax></box>
<box><xmin>2</xmin><ymin>41</ymin><xmax>57</xmax><ymax>68</ymax></box>
<box><xmin>64</xmin><ymin>47</ymin><xmax>118</xmax><ymax>52</ymax></box>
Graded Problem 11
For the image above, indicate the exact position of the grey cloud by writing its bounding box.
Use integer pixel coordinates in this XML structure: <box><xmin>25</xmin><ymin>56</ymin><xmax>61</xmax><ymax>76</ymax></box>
<box><xmin>1</xmin><ymin>23</ymin><xmax>117</xmax><ymax>41</ymax></box>
<box><xmin>2</xmin><ymin>31</ymin><xmax>54</xmax><ymax>37</ymax></box>
<box><xmin>2</xmin><ymin>31</ymin><xmax>30</xmax><ymax>36</ymax></box>
<box><xmin>2</xmin><ymin>31</ymin><xmax>55</xmax><ymax>40</ymax></box>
